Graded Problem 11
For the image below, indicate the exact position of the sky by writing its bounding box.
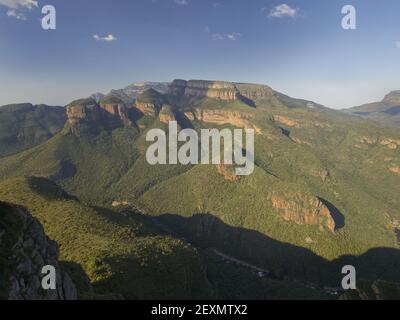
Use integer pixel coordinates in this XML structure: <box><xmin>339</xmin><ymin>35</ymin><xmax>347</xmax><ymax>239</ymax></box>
<box><xmin>0</xmin><ymin>0</ymin><xmax>399</xmax><ymax>109</ymax></box>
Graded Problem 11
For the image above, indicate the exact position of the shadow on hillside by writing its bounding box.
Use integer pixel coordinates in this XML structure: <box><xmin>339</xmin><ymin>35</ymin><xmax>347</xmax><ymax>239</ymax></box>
<box><xmin>318</xmin><ymin>198</ymin><xmax>345</xmax><ymax>230</ymax></box>
<box><xmin>173</xmin><ymin>111</ymin><xmax>194</xmax><ymax>129</ymax></box>
<box><xmin>238</xmin><ymin>95</ymin><xmax>256</xmax><ymax>108</ymax></box>
<box><xmin>155</xmin><ymin>213</ymin><xmax>400</xmax><ymax>286</ymax></box>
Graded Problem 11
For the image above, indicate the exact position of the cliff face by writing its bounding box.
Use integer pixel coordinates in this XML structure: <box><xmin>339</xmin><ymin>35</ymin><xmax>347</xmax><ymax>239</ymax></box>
<box><xmin>135</xmin><ymin>89</ymin><xmax>165</xmax><ymax>117</ymax></box>
<box><xmin>271</xmin><ymin>194</ymin><xmax>336</xmax><ymax>232</ymax></box>
<box><xmin>159</xmin><ymin>105</ymin><xmax>176</xmax><ymax>124</ymax></box>
<box><xmin>66</xmin><ymin>97</ymin><xmax>131</xmax><ymax>134</ymax></box>
<box><xmin>66</xmin><ymin>98</ymin><xmax>100</xmax><ymax>128</ymax></box>
<box><xmin>184</xmin><ymin>108</ymin><xmax>260</xmax><ymax>132</ymax></box>
<box><xmin>135</xmin><ymin>101</ymin><xmax>162</xmax><ymax>117</ymax></box>
<box><xmin>99</xmin><ymin>102</ymin><xmax>130</xmax><ymax>124</ymax></box>
<box><xmin>235</xmin><ymin>83</ymin><xmax>274</xmax><ymax>101</ymax></box>
<box><xmin>169</xmin><ymin>79</ymin><xmax>274</xmax><ymax>102</ymax></box>
<box><xmin>169</xmin><ymin>79</ymin><xmax>238</xmax><ymax>101</ymax></box>
<box><xmin>0</xmin><ymin>202</ymin><xmax>77</xmax><ymax>300</ymax></box>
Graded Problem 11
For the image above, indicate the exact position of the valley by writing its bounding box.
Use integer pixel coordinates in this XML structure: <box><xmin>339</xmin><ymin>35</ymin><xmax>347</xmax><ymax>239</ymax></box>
<box><xmin>0</xmin><ymin>79</ymin><xmax>399</xmax><ymax>299</ymax></box>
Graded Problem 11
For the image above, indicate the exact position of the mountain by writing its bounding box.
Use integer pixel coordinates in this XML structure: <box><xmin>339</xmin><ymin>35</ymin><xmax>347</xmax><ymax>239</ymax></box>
<box><xmin>0</xmin><ymin>79</ymin><xmax>399</xmax><ymax>297</ymax></box>
<box><xmin>344</xmin><ymin>91</ymin><xmax>400</xmax><ymax>127</ymax></box>
<box><xmin>92</xmin><ymin>82</ymin><xmax>169</xmax><ymax>105</ymax></box>
<box><xmin>0</xmin><ymin>103</ymin><xmax>66</xmax><ymax>158</ymax></box>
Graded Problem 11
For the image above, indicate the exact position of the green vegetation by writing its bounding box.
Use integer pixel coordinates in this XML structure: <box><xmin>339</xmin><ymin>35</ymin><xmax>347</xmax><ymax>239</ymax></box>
<box><xmin>0</xmin><ymin>84</ymin><xmax>399</xmax><ymax>298</ymax></box>
<box><xmin>99</xmin><ymin>95</ymin><xmax>124</xmax><ymax>105</ymax></box>
<box><xmin>136</xmin><ymin>88</ymin><xmax>166</xmax><ymax>105</ymax></box>
<box><xmin>0</xmin><ymin>177</ymin><xmax>213</xmax><ymax>299</ymax></box>
<box><xmin>68</xmin><ymin>98</ymin><xmax>96</xmax><ymax>106</ymax></box>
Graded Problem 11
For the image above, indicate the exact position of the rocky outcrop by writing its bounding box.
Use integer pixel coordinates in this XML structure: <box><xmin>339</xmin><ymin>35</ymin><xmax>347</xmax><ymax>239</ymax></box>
<box><xmin>271</xmin><ymin>194</ymin><xmax>336</xmax><ymax>232</ymax></box>
<box><xmin>66</xmin><ymin>97</ymin><xmax>132</xmax><ymax>134</ymax></box>
<box><xmin>159</xmin><ymin>105</ymin><xmax>176</xmax><ymax>124</ymax></box>
<box><xmin>310</xmin><ymin>168</ymin><xmax>330</xmax><ymax>182</ymax></box>
<box><xmin>389</xmin><ymin>166</ymin><xmax>400</xmax><ymax>174</ymax></box>
<box><xmin>359</xmin><ymin>136</ymin><xmax>378</xmax><ymax>145</ymax></box>
<box><xmin>99</xmin><ymin>96</ymin><xmax>131</xmax><ymax>125</ymax></box>
<box><xmin>169</xmin><ymin>80</ymin><xmax>238</xmax><ymax>101</ymax></box>
<box><xmin>0</xmin><ymin>202</ymin><xmax>77</xmax><ymax>300</ymax></box>
<box><xmin>66</xmin><ymin>98</ymin><xmax>100</xmax><ymax>128</ymax></box>
<box><xmin>235</xmin><ymin>83</ymin><xmax>274</xmax><ymax>101</ymax></box>
<box><xmin>380</xmin><ymin>137</ymin><xmax>400</xmax><ymax>150</ymax></box>
<box><xmin>169</xmin><ymin>79</ymin><xmax>275</xmax><ymax>102</ymax></box>
<box><xmin>184</xmin><ymin>109</ymin><xmax>260</xmax><ymax>132</ymax></box>
<box><xmin>168</xmin><ymin>79</ymin><xmax>187</xmax><ymax>96</ymax></box>
<box><xmin>216</xmin><ymin>164</ymin><xmax>240</xmax><ymax>181</ymax></box>
<box><xmin>272</xmin><ymin>115</ymin><xmax>299</xmax><ymax>127</ymax></box>
<box><xmin>135</xmin><ymin>89</ymin><xmax>166</xmax><ymax>117</ymax></box>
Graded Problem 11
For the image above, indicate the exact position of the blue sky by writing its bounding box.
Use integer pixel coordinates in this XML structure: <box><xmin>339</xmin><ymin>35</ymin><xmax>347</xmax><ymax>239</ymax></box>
<box><xmin>0</xmin><ymin>0</ymin><xmax>399</xmax><ymax>109</ymax></box>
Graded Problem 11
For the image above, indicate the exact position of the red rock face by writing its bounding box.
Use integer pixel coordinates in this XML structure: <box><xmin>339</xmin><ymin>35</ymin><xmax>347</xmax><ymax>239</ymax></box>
<box><xmin>99</xmin><ymin>103</ymin><xmax>130</xmax><ymax>123</ymax></box>
<box><xmin>271</xmin><ymin>194</ymin><xmax>336</xmax><ymax>232</ymax></box>
<box><xmin>66</xmin><ymin>99</ymin><xmax>131</xmax><ymax>134</ymax></box>
<box><xmin>135</xmin><ymin>101</ymin><xmax>161</xmax><ymax>117</ymax></box>
<box><xmin>66</xmin><ymin>104</ymin><xmax>100</xmax><ymax>127</ymax></box>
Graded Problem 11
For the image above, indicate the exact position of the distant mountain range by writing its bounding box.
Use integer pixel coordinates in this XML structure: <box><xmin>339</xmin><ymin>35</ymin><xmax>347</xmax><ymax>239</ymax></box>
<box><xmin>91</xmin><ymin>82</ymin><xmax>169</xmax><ymax>104</ymax></box>
<box><xmin>0</xmin><ymin>79</ymin><xmax>399</xmax><ymax>299</ymax></box>
<box><xmin>344</xmin><ymin>91</ymin><xmax>400</xmax><ymax>127</ymax></box>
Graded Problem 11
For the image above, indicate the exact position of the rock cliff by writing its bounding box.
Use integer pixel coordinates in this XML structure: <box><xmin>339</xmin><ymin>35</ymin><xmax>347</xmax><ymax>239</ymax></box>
<box><xmin>66</xmin><ymin>96</ymin><xmax>132</xmax><ymax>134</ymax></box>
<box><xmin>184</xmin><ymin>109</ymin><xmax>260</xmax><ymax>132</ymax></box>
<box><xmin>169</xmin><ymin>80</ymin><xmax>238</xmax><ymax>101</ymax></box>
<box><xmin>0</xmin><ymin>202</ymin><xmax>77</xmax><ymax>300</ymax></box>
<box><xmin>271</xmin><ymin>193</ymin><xmax>336</xmax><ymax>232</ymax></box>
<box><xmin>135</xmin><ymin>89</ymin><xmax>166</xmax><ymax>117</ymax></box>
<box><xmin>159</xmin><ymin>105</ymin><xmax>176</xmax><ymax>124</ymax></box>
<box><xmin>169</xmin><ymin>79</ymin><xmax>274</xmax><ymax>102</ymax></box>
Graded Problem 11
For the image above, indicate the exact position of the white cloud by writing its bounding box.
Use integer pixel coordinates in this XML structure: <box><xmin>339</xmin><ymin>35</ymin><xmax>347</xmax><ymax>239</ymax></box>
<box><xmin>174</xmin><ymin>0</ymin><xmax>188</xmax><ymax>5</ymax></box>
<box><xmin>0</xmin><ymin>0</ymin><xmax>38</xmax><ymax>9</ymax></box>
<box><xmin>7</xmin><ymin>8</ymin><xmax>25</xmax><ymax>19</ymax></box>
<box><xmin>1</xmin><ymin>0</ymin><xmax>38</xmax><ymax>20</ymax></box>
<box><xmin>268</xmin><ymin>4</ymin><xmax>298</xmax><ymax>18</ymax></box>
<box><xmin>226</xmin><ymin>32</ymin><xmax>241</xmax><ymax>41</ymax></box>
<box><xmin>93</xmin><ymin>34</ymin><xmax>117</xmax><ymax>42</ymax></box>
<box><xmin>396</xmin><ymin>41</ymin><xmax>400</xmax><ymax>49</ymax></box>
<box><xmin>207</xmin><ymin>27</ymin><xmax>241</xmax><ymax>41</ymax></box>
<box><xmin>212</xmin><ymin>32</ymin><xmax>241</xmax><ymax>41</ymax></box>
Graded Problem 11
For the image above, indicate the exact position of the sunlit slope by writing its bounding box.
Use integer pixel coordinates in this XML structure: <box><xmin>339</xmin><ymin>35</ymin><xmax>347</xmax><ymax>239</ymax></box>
<box><xmin>0</xmin><ymin>176</ymin><xmax>213</xmax><ymax>299</ymax></box>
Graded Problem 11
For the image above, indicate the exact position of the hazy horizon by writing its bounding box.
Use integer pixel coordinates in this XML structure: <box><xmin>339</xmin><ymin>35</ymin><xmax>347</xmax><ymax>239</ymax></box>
<box><xmin>0</xmin><ymin>78</ymin><xmax>394</xmax><ymax>110</ymax></box>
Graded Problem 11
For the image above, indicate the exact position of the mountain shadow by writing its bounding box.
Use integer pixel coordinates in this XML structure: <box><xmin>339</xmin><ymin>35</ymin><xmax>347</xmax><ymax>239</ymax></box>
<box><xmin>318</xmin><ymin>197</ymin><xmax>345</xmax><ymax>230</ymax></box>
<box><xmin>155</xmin><ymin>213</ymin><xmax>400</xmax><ymax>287</ymax></box>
